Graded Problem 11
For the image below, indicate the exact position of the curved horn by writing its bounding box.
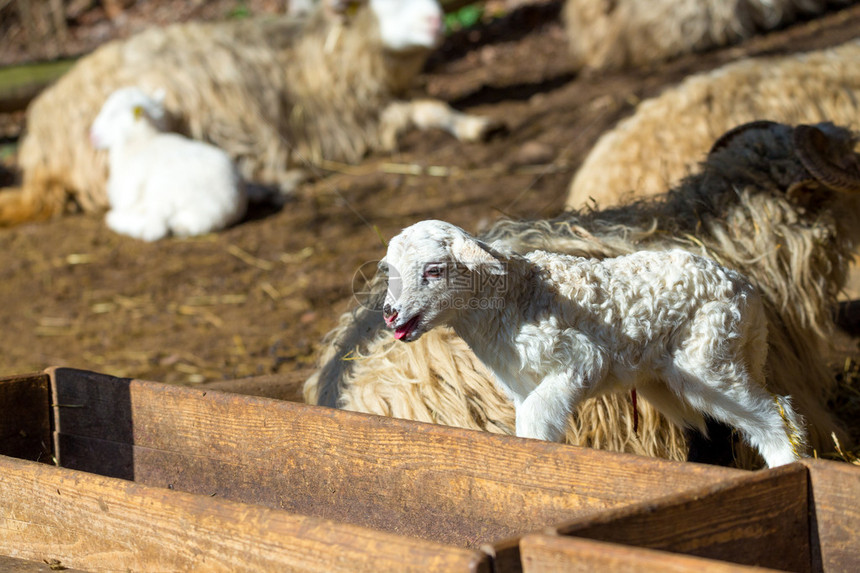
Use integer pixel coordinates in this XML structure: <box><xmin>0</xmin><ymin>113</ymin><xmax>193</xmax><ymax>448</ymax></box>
<box><xmin>794</xmin><ymin>124</ymin><xmax>860</xmax><ymax>194</ymax></box>
<box><xmin>708</xmin><ymin>120</ymin><xmax>780</xmax><ymax>156</ymax></box>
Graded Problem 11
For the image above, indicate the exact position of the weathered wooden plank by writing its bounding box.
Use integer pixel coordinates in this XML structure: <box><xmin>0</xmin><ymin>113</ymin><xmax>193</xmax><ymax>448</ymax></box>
<box><xmin>0</xmin><ymin>555</ymin><xmax>88</xmax><ymax>572</ymax></box>
<box><xmin>199</xmin><ymin>371</ymin><xmax>309</xmax><ymax>402</ymax></box>
<box><xmin>551</xmin><ymin>464</ymin><xmax>810</xmax><ymax>572</ymax></box>
<box><xmin>47</xmin><ymin>367</ymin><xmax>742</xmax><ymax>549</ymax></box>
<box><xmin>50</xmin><ymin>368</ymin><xmax>133</xmax><ymax>444</ymax></box>
<box><xmin>802</xmin><ymin>459</ymin><xmax>860</xmax><ymax>572</ymax></box>
<box><xmin>0</xmin><ymin>455</ymin><xmax>489</xmax><ymax>573</ymax></box>
<box><xmin>0</xmin><ymin>373</ymin><xmax>51</xmax><ymax>462</ymax></box>
<box><xmin>54</xmin><ymin>433</ymin><xmax>133</xmax><ymax>480</ymax></box>
<box><xmin>519</xmin><ymin>534</ymin><xmax>786</xmax><ymax>573</ymax></box>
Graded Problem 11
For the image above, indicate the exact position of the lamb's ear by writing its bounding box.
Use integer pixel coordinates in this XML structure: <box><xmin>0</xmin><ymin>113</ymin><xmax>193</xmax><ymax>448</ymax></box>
<box><xmin>450</xmin><ymin>235</ymin><xmax>506</xmax><ymax>276</ymax></box>
<box><xmin>133</xmin><ymin>105</ymin><xmax>144</xmax><ymax>121</ymax></box>
<box><xmin>377</xmin><ymin>257</ymin><xmax>389</xmax><ymax>275</ymax></box>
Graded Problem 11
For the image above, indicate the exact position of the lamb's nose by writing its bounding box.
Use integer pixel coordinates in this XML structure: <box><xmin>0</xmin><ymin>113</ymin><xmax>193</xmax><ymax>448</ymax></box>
<box><xmin>383</xmin><ymin>304</ymin><xmax>397</xmax><ymax>326</ymax></box>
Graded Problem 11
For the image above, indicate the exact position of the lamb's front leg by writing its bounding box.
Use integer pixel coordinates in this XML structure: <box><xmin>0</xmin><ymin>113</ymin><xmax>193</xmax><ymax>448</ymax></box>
<box><xmin>516</xmin><ymin>373</ymin><xmax>583</xmax><ymax>442</ymax></box>
<box><xmin>379</xmin><ymin>99</ymin><xmax>504</xmax><ymax>150</ymax></box>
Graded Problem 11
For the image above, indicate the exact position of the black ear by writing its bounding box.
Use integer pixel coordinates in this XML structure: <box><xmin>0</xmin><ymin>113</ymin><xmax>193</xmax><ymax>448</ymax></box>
<box><xmin>708</xmin><ymin>120</ymin><xmax>779</xmax><ymax>156</ymax></box>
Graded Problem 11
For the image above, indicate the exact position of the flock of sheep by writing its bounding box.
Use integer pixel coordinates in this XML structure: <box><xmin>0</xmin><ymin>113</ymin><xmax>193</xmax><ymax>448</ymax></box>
<box><xmin>4</xmin><ymin>0</ymin><xmax>860</xmax><ymax>469</ymax></box>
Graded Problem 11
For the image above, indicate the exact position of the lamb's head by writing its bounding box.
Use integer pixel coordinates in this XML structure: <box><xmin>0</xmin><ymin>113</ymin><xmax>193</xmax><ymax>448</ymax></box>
<box><xmin>90</xmin><ymin>87</ymin><xmax>167</xmax><ymax>150</ymax></box>
<box><xmin>382</xmin><ymin>220</ymin><xmax>506</xmax><ymax>343</ymax></box>
<box><xmin>367</xmin><ymin>0</ymin><xmax>443</xmax><ymax>52</ymax></box>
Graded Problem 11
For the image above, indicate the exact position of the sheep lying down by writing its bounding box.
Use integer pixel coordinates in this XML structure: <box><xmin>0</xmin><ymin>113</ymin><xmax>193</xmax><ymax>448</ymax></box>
<box><xmin>381</xmin><ymin>220</ymin><xmax>808</xmax><ymax>468</ymax></box>
<box><xmin>90</xmin><ymin>87</ymin><xmax>247</xmax><ymax>241</ymax></box>
<box><xmin>2</xmin><ymin>0</ymin><xmax>501</xmax><ymax>227</ymax></box>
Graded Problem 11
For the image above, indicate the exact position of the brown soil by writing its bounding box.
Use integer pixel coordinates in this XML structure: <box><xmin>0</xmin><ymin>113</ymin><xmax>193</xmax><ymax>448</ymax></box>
<box><xmin>1</xmin><ymin>2</ymin><xmax>859</xmax><ymax>452</ymax></box>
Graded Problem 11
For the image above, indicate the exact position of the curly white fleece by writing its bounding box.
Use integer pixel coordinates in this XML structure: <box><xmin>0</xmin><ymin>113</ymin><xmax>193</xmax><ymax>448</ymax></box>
<box><xmin>382</xmin><ymin>220</ymin><xmax>807</xmax><ymax>467</ymax></box>
<box><xmin>90</xmin><ymin>87</ymin><xmax>247</xmax><ymax>241</ymax></box>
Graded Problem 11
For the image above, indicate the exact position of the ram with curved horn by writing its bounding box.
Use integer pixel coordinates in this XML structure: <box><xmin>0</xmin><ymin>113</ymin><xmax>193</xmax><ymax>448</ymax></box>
<box><xmin>305</xmin><ymin>121</ymin><xmax>860</xmax><ymax>468</ymax></box>
<box><xmin>794</xmin><ymin>124</ymin><xmax>860</xmax><ymax>193</ymax></box>
<box><xmin>566</xmin><ymin>40</ymin><xmax>860</xmax><ymax>211</ymax></box>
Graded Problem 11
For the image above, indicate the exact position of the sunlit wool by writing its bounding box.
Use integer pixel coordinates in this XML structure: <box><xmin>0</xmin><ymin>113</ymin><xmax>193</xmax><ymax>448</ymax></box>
<box><xmin>89</xmin><ymin>87</ymin><xmax>246</xmax><ymax>241</ymax></box>
<box><xmin>381</xmin><ymin>220</ymin><xmax>806</xmax><ymax>468</ymax></box>
<box><xmin>563</xmin><ymin>0</ymin><xmax>855</xmax><ymax>72</ymax></box>
<box><xmin>567</xmin><ymin>40</ymin><xmax>860</xmax><ymax>209</ymax></box>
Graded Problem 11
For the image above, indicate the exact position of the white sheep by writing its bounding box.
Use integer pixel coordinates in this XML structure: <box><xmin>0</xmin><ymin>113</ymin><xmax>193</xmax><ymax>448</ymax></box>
<box><xmin>381</xmin><ymin>220</ymin><xmax>807</xmax><ymax>468</ymax></box>
<box><xmin>89</xmin><ymin>87</ymin><xmax>247</xmax><ymax>241</ymax></box>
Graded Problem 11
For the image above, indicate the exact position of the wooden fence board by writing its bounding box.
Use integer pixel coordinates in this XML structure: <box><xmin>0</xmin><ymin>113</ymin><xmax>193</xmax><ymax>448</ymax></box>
<box><xmin>0</xmin><ymin>555</ymin><xmax>88</xmax><ymax>572</ymax></box>
<box><xmin>551</xmin><ymin>464</ymin><xmax>810</xmax><ymax>572</ymax></box>
<box><xmin>0</xmin><ymin>455</ymin><xmax>489</xmax><ymax>573</ymax></box>
<box><xmin>7</xmin><ymin>368</ymin><xmax>857</xmax><ymax>573</ymax></box>
<box><xmin>54</xmin><ymin>433</ymin><xmax>134</xmax><ymax>480</ymax></box>
<box><xmin>46</xmin><ymin>367</ymin><xmax>742</xmax><ymax>549</ymax></box>
<box><xmin>802</xmin><ymin>459</ymin><xmax>860</xmax><ymax>572</ymax></box>
<box><xmin>519</xmin><ymin>534</ymin><xmax>786</xmax><ymax>572</ymax></box>
<box><xmin>199</xmin><ymin>371</ymin><xmax>308</xmax><ymax>402</ymax></box>
<box><xmin>0</xmin><ymin>373</ymin><xmax>51</xmax><ymax>462</ymax></box>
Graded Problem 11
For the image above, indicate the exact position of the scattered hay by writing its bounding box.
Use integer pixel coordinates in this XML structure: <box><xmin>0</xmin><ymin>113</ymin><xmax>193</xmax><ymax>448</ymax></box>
<box><xmin>828</xmin><ymin>357</ymin><xmax>860</xmax><ymax>464</ymax></box>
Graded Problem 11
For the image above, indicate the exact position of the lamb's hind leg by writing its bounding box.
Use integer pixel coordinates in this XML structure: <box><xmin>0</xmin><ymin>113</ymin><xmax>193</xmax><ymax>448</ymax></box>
<box><xmin>663</xmin><ymin>360</ymin><xmax>806</xmax><ymax>468</ymax></box>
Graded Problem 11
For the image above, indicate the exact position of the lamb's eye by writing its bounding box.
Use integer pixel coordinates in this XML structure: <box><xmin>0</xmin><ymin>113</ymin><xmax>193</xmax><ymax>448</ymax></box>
<box><xmin>424</xmin><ymin>265</ymin><xmax>444</xmax><ymax>279</ymax></box>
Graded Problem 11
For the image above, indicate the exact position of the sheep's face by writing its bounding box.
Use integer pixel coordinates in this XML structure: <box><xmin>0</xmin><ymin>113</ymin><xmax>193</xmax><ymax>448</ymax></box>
<box><xmin>90</xmin><ymin>87</ymin><xmax>166</xmax><ymax>150</ymax></box>
<box><xmin>370</xmin><ymin>0</ymin><xmax>443</xmax><ymax>52</ymax></box>
<box><xmin>382</xmin><ymin>220</ymin><xmax>505</xmax><ymax>342</ymax></box>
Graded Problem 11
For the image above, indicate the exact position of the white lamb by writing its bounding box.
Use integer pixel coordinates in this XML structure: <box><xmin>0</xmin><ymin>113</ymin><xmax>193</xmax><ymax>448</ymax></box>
<box><xmin>381</xmin><ymin>220</ymin><xmax>808</xmax><ymax>468</ymax></box>
<box><xmin>89</xmin><ymin>87</ymin><xmax>247</xmax><ymax>241</ymax></box>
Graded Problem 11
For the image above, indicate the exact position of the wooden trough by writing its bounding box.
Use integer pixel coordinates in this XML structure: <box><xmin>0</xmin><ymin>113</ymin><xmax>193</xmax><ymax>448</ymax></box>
<box><xmin>0</xmin><ymin>368</ymin><xmax>857</xmax><ymax>572</ymax></box>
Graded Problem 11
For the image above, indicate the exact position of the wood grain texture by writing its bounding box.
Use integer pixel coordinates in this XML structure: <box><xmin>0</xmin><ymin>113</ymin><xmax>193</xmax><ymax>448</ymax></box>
<box><xmin>0</xmin><ymin>555</ymin><xmax>88</xmax><ymax>572</ymax></box>
<box><xmin>199</xmin><ymin>371</ymin><xmax>309</xmax><ymax>402</ymax></box>
<box><xmin>802</xmin><ymin>459</ymin><xmax>860</xmax><ymax>572</ymax></box>
<box><xmin>552</xmin><ymin>464</ymin><xmax>810</xmax><ymax>572</ymax></box>
<box><xmin>0</xmin><ymin>455</ymin><xmax>489</xmax><ymax>573</ymax></box>
<box><xmin>0</xmin><ymin>373</ymin><xmax>51</xmax><ymax>462</ymax></box>
<box><xmin>519</xmin><ymin>534</ymin><xmax>787</xmax><ymax>573</ymax></box>
<box><xmin>46</xmin><ymin>367</ymin><xmax>742</xmax><ymax>549</ymax></box>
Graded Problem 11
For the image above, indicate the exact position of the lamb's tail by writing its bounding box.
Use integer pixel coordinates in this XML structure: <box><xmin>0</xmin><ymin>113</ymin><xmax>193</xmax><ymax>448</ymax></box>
<box><xmin>0</xmin><ymin>179</ymin><xmax>68</xmax><ymax>226</ymax></box>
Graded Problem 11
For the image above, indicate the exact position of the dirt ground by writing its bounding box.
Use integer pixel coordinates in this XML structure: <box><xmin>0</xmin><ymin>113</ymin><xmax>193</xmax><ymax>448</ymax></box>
<box><xmin>1</xmin><ymin>2</ymin><xmax>860</xmax><ymax>453</ymax></box>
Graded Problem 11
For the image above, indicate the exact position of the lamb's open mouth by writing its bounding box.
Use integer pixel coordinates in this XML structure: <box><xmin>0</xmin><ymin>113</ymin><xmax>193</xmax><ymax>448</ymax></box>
<box><xmin>394</xmin><ymin>314</ymin><xmax>422</xmax><ymax>341</ymax></box>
